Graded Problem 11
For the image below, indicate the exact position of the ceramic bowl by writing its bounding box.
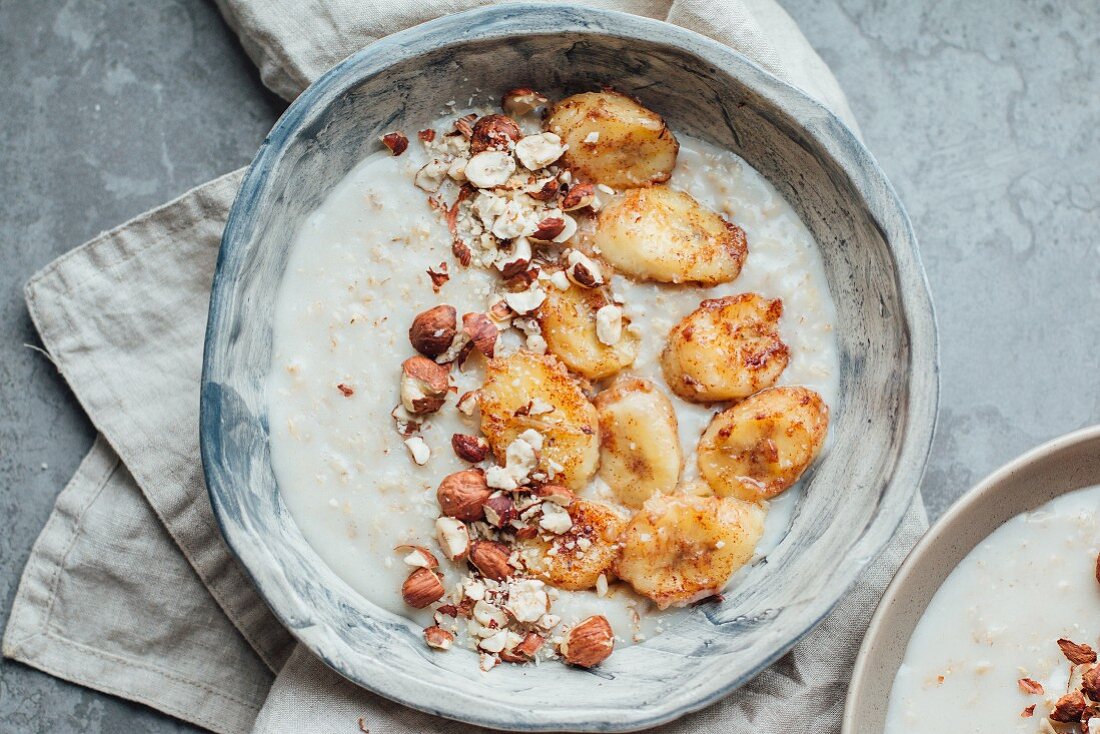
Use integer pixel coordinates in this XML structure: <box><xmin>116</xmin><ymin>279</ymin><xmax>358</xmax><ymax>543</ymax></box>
<box><xmin>844</xmin><ymin>425</ymin><xmax>1100</xmax><ymax>733</ymax></box>
<box><xmin>201</xmin><ymin>3</ymin><xmax>937</xmax><ymax>730</ymax></box>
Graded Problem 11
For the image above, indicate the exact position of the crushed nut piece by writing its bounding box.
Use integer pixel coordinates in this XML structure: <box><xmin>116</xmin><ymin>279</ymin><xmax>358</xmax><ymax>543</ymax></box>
<box><xmin>424</xmin><ymin>626</ymin><xmax>454</xmax><ymax>650</ymax></box>
<box><xmin>515</xmin><ymin>132</ymin><xmax>566</xmax><ymax>170</ymax></box>
<box><xmin>451</xmin><ymin>434</ymin><xmax>490</xmax><ymax>462</ymax></box>
<box><xmin>465</xmin><ymin>150</ymin><xmax>516</xmax><ymax>189</ymax></box>
<box><xmin>1018</xmin><ymin>677</ymin><xmax>1045</xmax><ymax>695</ymax></box>
<box><xmin>427</xmin><ymin>262</ymin><xmax>449</xmax><ymax>291</ymax></box>
<box><xmin>501</xmin><ymin>87</ymin><xmax>549</xmax><ymax>116</ymax></box>
<box><xmin>381</xmin><ymin>131</ymin><xmax>409</xmax><ymax>155</ymax></box>
<box><xmin>462</xmin><ymin>312</ymin><xmax>498</xmax><ymax>357</ymax></box>
<box><xmin>1051</xmin><ymin>691</ymin><xmax>1087</xmax><ymax>722</ymax></box>
<box><xmin>404</xmin><ymin>436</ymin><xmax>431</xmax><ymax>465</ymax></box>
<box><xmin>470</xmin><ymin>114</ymin><xmax>521</xmax><ymax>154</ymax></box>
<box><xmin>1059</xmin><ymin>639</ymin><xmax>1098</xmax><ymax>666</ymax></box>
<box><xmin>395</xmin><ymin>545</ymin><xmax>439</xmax><ymax>569</ymax></box>
<box><xmin>400</xmin><ymin>356</ymin><xmax>450</xmax><ymax>414</ymax></box>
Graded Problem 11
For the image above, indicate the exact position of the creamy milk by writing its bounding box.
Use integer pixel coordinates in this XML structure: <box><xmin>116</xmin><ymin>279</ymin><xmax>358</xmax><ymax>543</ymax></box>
<box><xmin>267</xmin><ymin>126</ymin><xmax>840</xmax><ymax>645</ymax></box>
<box><xmin>886</xmin><ymin>485</ymin><xmax>1100</xmax><ymax>732</ymax></box>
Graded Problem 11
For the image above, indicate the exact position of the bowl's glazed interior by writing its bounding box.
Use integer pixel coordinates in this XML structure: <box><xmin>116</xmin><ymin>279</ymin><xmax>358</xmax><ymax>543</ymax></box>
<box><xmin>201</xmin><ymin>4</ymin><xmax>937</xmax><ymax>730</ymax></box>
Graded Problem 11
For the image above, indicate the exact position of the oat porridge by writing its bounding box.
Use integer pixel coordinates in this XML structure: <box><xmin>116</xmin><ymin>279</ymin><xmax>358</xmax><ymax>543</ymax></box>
<box><xmin>267</xmin><ymin>87</ymin><xmax>840</xmax><ymax>671</ymax></box>
<box><xmin>886</xmin><ymin>485</ymin><xmax>1100</xmax><ymax>733</ymax></box>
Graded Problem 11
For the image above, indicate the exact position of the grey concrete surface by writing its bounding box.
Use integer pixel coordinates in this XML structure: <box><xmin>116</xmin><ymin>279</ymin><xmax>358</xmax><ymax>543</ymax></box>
<box><xmin>0</xmin><ymin>0</ymin><xmax>1097</xmax><ymax>731</ymax></box>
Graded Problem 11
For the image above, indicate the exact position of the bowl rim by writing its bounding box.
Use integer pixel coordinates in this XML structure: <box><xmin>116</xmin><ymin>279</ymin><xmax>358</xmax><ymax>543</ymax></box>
<box><xmin>842</xmin><ymin>423</ymin><xmax>1100</xmax><ymax>734</ymax></box>
<box><xmin>201</xmin><ymin>3</ymin><xmax>940</xmax><ymax>730</ymax></box>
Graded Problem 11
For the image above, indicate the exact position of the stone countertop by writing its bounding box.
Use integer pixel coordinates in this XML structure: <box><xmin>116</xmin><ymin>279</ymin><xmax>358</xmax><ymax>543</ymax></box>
<box><xmin>1</xmin><ymin>1</ymin><xmax>1097</xmax><ymax>731</ymax></box>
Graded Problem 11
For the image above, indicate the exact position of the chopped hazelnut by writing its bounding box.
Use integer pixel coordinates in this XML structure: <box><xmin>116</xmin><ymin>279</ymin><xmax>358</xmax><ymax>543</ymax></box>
<box><xmin>1050</xmin><ymin>691</ymin><xmax>1087</xmax><ymax>723</ymax></box>
<box><xmin>424</xmin><ymin>626</ymin><xmax>454</xmax><ymax>650</ymax></box>
<box><xmin>435</xmin><ymin>516</ymin><xmax>470</xmax><ymax>561</ymax></box>
<box><xmin>462</xmin><ymin>312</ymin><xmax>497</xmax><ymax>357</ymax></box>
<box><xmin>561</xmin><ymin>182</ymin><xmax>596</xmax><ymax>211</ymax></box>
<box><xmin>501</xmin><ymin>87</ymin><xmax>549</xmax><ymax>116</ymax></box>
<box><xmin>451</xmin><ymin>434</ymin><xmax>490</xmax><ymax>462</ymax></box>
<box><xmin>531</xmin><ymin>217</ymin><xmax>566</xmax><ymax>242</ymax></box>
<box><xmin>403</xmin><ymin>436</ymin><xmax>431</xmax><ymax>465</ymax></box>
<box><xmin>1059</xmin><ymin>639</ymin><xmax>1098</xmax><ymax>666</ymax></box>
<box><xmin>394</xmin><ymin>544</ymin><xmax>439</xmax><ymax>569</ymax></box>
<box><xmin>465</xmin><ymin>150</ymin><xmax>516</xmax><ymax>189</ymax></box>
<box><xmin>400</xmin><ymin>356</ymin><xmax>449</xmax><ymax>414</ymax></box>
<box><xmin>1018</xmin><ymin>677</ymin><xmax>1045</xmax><ymax>695</ymax></box>
<box><xmin>484</xmin><ymin>495</ymin><xmax>517</xmax><ymax>528</ymax></box>
<box><xmin>470</xmin><ymin>114</ymin><xmax>521</xmax><ymax>154</ymax></box>
<box><xmin>381</xmin><ymin>131</ymin><xmax>408</xmax><ymax>155</ymax></box>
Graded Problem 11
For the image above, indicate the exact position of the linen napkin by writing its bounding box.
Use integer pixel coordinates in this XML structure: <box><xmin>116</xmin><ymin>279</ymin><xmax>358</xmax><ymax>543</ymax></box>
<box><xmin>2</xmin><ymin>2</ymin><xmax>917</xmax><ymax>733</ymax></box>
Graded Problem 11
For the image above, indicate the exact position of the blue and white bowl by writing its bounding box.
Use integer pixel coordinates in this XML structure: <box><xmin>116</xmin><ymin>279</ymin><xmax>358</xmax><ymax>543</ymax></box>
<box><xmin>201</xmin><ymin>4</ymin><xmax>938</xmax><ymax>730</ymax></box>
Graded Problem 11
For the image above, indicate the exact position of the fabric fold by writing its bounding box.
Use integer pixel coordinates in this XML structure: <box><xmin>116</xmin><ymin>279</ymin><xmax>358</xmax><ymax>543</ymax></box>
<box><xmin>2</xmin><ymin>436</ymin><xmax>272</xmax><ymax>734</ymax></box>
<box><xmin>20</xmin><ymin>169</ymin><xmax>293</xmax><ymax>673</ymax></box>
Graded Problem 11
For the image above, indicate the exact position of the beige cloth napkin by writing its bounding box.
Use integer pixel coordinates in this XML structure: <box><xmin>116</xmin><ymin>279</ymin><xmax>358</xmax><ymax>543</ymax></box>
<box><xmin>2</xmin><ymin>2</ymin><xmax>913</xmax><ymax>733</ymax></box>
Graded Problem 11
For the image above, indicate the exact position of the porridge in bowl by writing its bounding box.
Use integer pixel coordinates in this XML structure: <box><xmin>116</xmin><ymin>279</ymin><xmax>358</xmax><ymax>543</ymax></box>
<box><xmin>267</xmin><ymin>88</ymin><xmax>840</xmax><ymax>671</ymax></box>
<box><xmin>886</xmin><ymin>485</ymin><xmax>1100</xmax><ymax>733</ymax></box>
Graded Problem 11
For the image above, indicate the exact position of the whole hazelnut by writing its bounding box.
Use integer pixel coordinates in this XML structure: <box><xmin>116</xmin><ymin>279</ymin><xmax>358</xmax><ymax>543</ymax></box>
<box><xmin>409</xmin><ymin>305</ymin><xmax>457</xmax><ymax>357</ymax></box>
<box><xmin>401</xmin><ymin>567</ymin><xmax>445</xmax><ymax>608</ymax></box>
<box><xmin>468</xmin><ymin>540</ymin><xmax>513</xmax><ymax>580</ymax></box>
<box><xmin>469</xmin><ymin>114</ymin><xmax>521</xmax><ymax>154</ymax></box>
<box><xmin>400</xmin><ymin>356</ymin><xmax>450</xmax><ymax>414</ymax></box>
<box><xmin>436</xmin><ymin>469</ymin><xmax>491</xmax><ymax>521</ymax></box>
<box><xmin>559</xmin><ymin>615</ymin><xmax>614</xmax><ymax>668</ymax></box>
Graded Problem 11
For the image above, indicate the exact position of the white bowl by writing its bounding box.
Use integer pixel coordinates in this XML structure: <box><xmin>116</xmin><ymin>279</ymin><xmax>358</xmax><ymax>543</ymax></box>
<box><xmin>844</xmin><ymin>425</ymin><xmax>1100</xmax><ymax>733</ymax></box>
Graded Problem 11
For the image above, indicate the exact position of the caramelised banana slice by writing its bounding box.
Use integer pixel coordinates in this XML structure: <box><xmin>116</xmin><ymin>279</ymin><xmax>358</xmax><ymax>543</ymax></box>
<box><xmin>536</xmin><ymin>281</ymin><xmax>639</xmax><ymax>380</ymax></box>
<box><xmin>518</xmin><ymin>498</ymin><xmax>628</xmax><ymax>591</ymax></box>
<box><xmin>476</xmin><ymin>350</ymin><xmax>600</xmax><ymax>490</ymax></box>
<box><xmin>615</xmin><ymin>490</ymin><xmax>765</xmax><ymax>609</ymax></box>
<box><xmin>594</xmin><ymin>378</ymin><xmax>683</xmax><ymax>508</ymax></box>
<box><xmin>544</xmin><ymin>90</ymin><xmax>678</xmax><ymax>189</ymax></box>
<box><xmin>697</xmin><ymin>386</ymin><xmax>829</xmax><ymax>502</ymax></box>
<box><xmin>593</xmin><ymin>186</ymin><xmax>747</xmax><ymax>286</ymax></box>
<box><xmin>660</xmin><ymin>293</ymin><xmax>789</xmax><ymax>402</ymax></box>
